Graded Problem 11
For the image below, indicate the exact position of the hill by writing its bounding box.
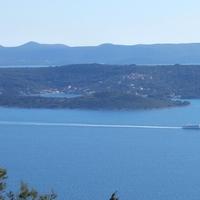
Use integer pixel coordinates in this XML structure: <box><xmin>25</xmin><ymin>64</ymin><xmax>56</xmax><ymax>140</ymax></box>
<box><xmin>1</xmin><ymin>42</ymin><xmax>200</xmax><ymax>65</ymax></box>
<box><xmin>0</xmin><ymin>64</ymin><xmax>197</xmax><ymax>110</ymax></box>
<box><xmin>0</xmin><ymin>64</ymin><xmax>200</xmax><ymax>99</ymax></box>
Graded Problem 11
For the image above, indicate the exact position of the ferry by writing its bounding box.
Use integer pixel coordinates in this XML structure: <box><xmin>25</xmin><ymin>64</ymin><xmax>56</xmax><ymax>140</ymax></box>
<box><xmin>182</xmin><ymin>124</ymin><xmax>200</xmax><ymax>130</ymax></box>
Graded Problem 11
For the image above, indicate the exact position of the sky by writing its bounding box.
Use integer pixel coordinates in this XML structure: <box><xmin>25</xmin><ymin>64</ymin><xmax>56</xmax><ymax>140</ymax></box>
<box><xmin>0</xmin><ymin>0</ymin><xmax>200</xmax><ymax>46</ymax></box>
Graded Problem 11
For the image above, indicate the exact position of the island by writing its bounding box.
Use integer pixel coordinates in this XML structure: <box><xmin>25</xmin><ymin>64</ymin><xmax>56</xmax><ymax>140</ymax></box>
<box><xmin>0</xmin><ymin>64</ymin><xmax>197</xmax><ymax>110</ymax></box>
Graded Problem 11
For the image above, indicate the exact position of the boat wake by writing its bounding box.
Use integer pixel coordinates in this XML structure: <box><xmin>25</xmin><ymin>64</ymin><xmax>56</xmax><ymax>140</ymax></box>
<box><xmin>0</xmin><ymin>121</ymin><xmax>182</xmax><ymax>129</ymax></box>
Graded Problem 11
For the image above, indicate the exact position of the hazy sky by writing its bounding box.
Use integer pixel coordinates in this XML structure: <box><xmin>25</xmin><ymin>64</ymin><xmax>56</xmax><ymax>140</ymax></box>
<box><xmin>1</xmin><ymin>0</ymin><xmax>200</xmax><ymax>46</ymax></box>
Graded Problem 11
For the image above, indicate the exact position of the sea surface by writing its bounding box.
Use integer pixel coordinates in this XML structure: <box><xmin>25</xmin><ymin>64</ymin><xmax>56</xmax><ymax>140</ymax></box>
<box><xmin>1</xmin><ymin>100</ymin><xmax>200</xmax><ymax>200</ymax></box>
<box><xmin>0</xmin><ymin>65</ymin><xmax>52</xmax><ymax>68</ymax></box>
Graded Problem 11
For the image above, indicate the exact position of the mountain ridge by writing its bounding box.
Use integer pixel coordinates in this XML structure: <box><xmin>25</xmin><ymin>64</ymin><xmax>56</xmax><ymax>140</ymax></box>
<box><xmin>1</xmin><ymin>42</ymin><xmax>200</xmax><ymax>65</ymax></box>
<box><xmin>3</xmin><ymin>41</ymin><xmax>200</xmax><ymax>48</ymax></box>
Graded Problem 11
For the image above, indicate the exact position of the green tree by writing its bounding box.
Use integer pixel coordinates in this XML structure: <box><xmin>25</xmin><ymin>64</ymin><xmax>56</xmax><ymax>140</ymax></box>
<box><xmin>109</xmin><ymin>192</ymin><xmax>119</xmax><ymax>200</ymax></box>
<box><xmin>0</xmin><ymin>168</ymin><xmax>57</xmax><ymax>200</ymax></box>
<box><xmin>1</xmin><ymin>167</ymin><xmax>118</xmax><ymax>200</ymax></box>
<box><xmin>0</xmin><ymin>168</ymin><xmax>7</xmax><ymax>200</ymax></box>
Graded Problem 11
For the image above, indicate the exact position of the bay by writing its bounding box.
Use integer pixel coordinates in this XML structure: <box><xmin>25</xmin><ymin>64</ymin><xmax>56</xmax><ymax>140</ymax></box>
<box><xmin>0</xmin><ymin>100</ymin><xmax>200</xmax><ymax>200</ymax></box>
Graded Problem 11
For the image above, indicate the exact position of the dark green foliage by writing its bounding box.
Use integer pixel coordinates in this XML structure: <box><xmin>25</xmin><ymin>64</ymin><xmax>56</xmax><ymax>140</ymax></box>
<box><xmin>109</xmin><ymin>192</ymin><xmax>119</xmax><ymax>200</ymax></box>
<box><xmin>0</xmin><ymin>168</ymin><xmax>7</xmax><ymax>200</ymax></box>
<box><xmin>0</xmin><ymin>64</ymin><xmax>200</xmax><ymax>98</ymax></box>
<box><xmin>0</xmin><ymin>64</ymin><xmax>196</xmax><ymax>109</ymax></box>
<box><xmin>0</xmin><ymin>92</ymin><xmax>189</xmax><ymax>110</ymax></box>
<box><xmin>1</xmin><ymin>168</ymin><xmax>117</xmax><ymax>200</ymax></box>
<box><xmin>0</xmin><ymin>168</ymin><xmax>57</xmax><ymax>200</ymax></box>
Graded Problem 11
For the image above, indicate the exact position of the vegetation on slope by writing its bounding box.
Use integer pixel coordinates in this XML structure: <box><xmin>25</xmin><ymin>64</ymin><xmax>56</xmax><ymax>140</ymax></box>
<box><xmin>0</xmin><ymin>64</ymin><xmax>196</xmax><ymax>109</ymax></box>
<box><xmin>0</xmin><ymin>92</ymin><xmax>188</xmax><ymax>110</ymax></box>
<box><xmin>0</xmin><ymin>168</ymin><xmax>56</xmax><ymax>200</ymax></box>
<box><xmin>0</xmin><ymin>168</ymin><xmax>119</xmax><ymax>200</ymax></box>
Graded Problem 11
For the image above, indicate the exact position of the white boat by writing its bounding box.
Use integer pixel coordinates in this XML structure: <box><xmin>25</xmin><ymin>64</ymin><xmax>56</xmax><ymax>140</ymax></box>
<box><xmin>182</xmin><ymin>124</ymin><xmax>200</xmax><ymax>129</ymax></box>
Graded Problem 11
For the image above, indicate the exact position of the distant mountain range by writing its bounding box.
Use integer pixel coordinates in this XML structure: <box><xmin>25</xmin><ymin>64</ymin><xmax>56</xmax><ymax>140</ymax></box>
<box><xmin>1</xmin><ymin>42</ymin><xmax>200</xmax><ymax>65</ymax></box>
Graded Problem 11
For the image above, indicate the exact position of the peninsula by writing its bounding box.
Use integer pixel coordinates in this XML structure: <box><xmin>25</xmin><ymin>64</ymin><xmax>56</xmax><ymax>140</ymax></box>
<box><xmin>0</xmin><ymin>64</ymin><xmax>195</xmax><ymax>110</ymax></box>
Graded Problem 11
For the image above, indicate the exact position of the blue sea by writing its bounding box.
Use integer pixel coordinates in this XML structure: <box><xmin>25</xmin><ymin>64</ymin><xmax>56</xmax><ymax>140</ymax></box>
<box><xmin>1</xmin><ymin>100</ymin><xmax>200</xmax><ymax>200</ymax></box>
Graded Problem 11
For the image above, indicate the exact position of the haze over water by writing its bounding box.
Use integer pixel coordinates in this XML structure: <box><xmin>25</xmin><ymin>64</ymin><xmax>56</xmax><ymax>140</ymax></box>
<box><xmin>1</xmin><ymin>100</ymin><xmax>200</xmax><ymax>200</ymax></box>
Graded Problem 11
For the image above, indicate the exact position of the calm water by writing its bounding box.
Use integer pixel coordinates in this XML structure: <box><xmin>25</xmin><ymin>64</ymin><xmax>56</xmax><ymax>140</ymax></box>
<box><xmin>38</xmin><ymin>93</ymin><xmax>81</xmax><ymax>98</ymax></box>
<box><xmin>1</xmin><ymin>101</ymin><xmax>200</xmax><ymax>200</ymax></box>
<box><xmin>0</xmin><ymin>65</ymin><xmax>52</xmax><ymax>68</ymax></box>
